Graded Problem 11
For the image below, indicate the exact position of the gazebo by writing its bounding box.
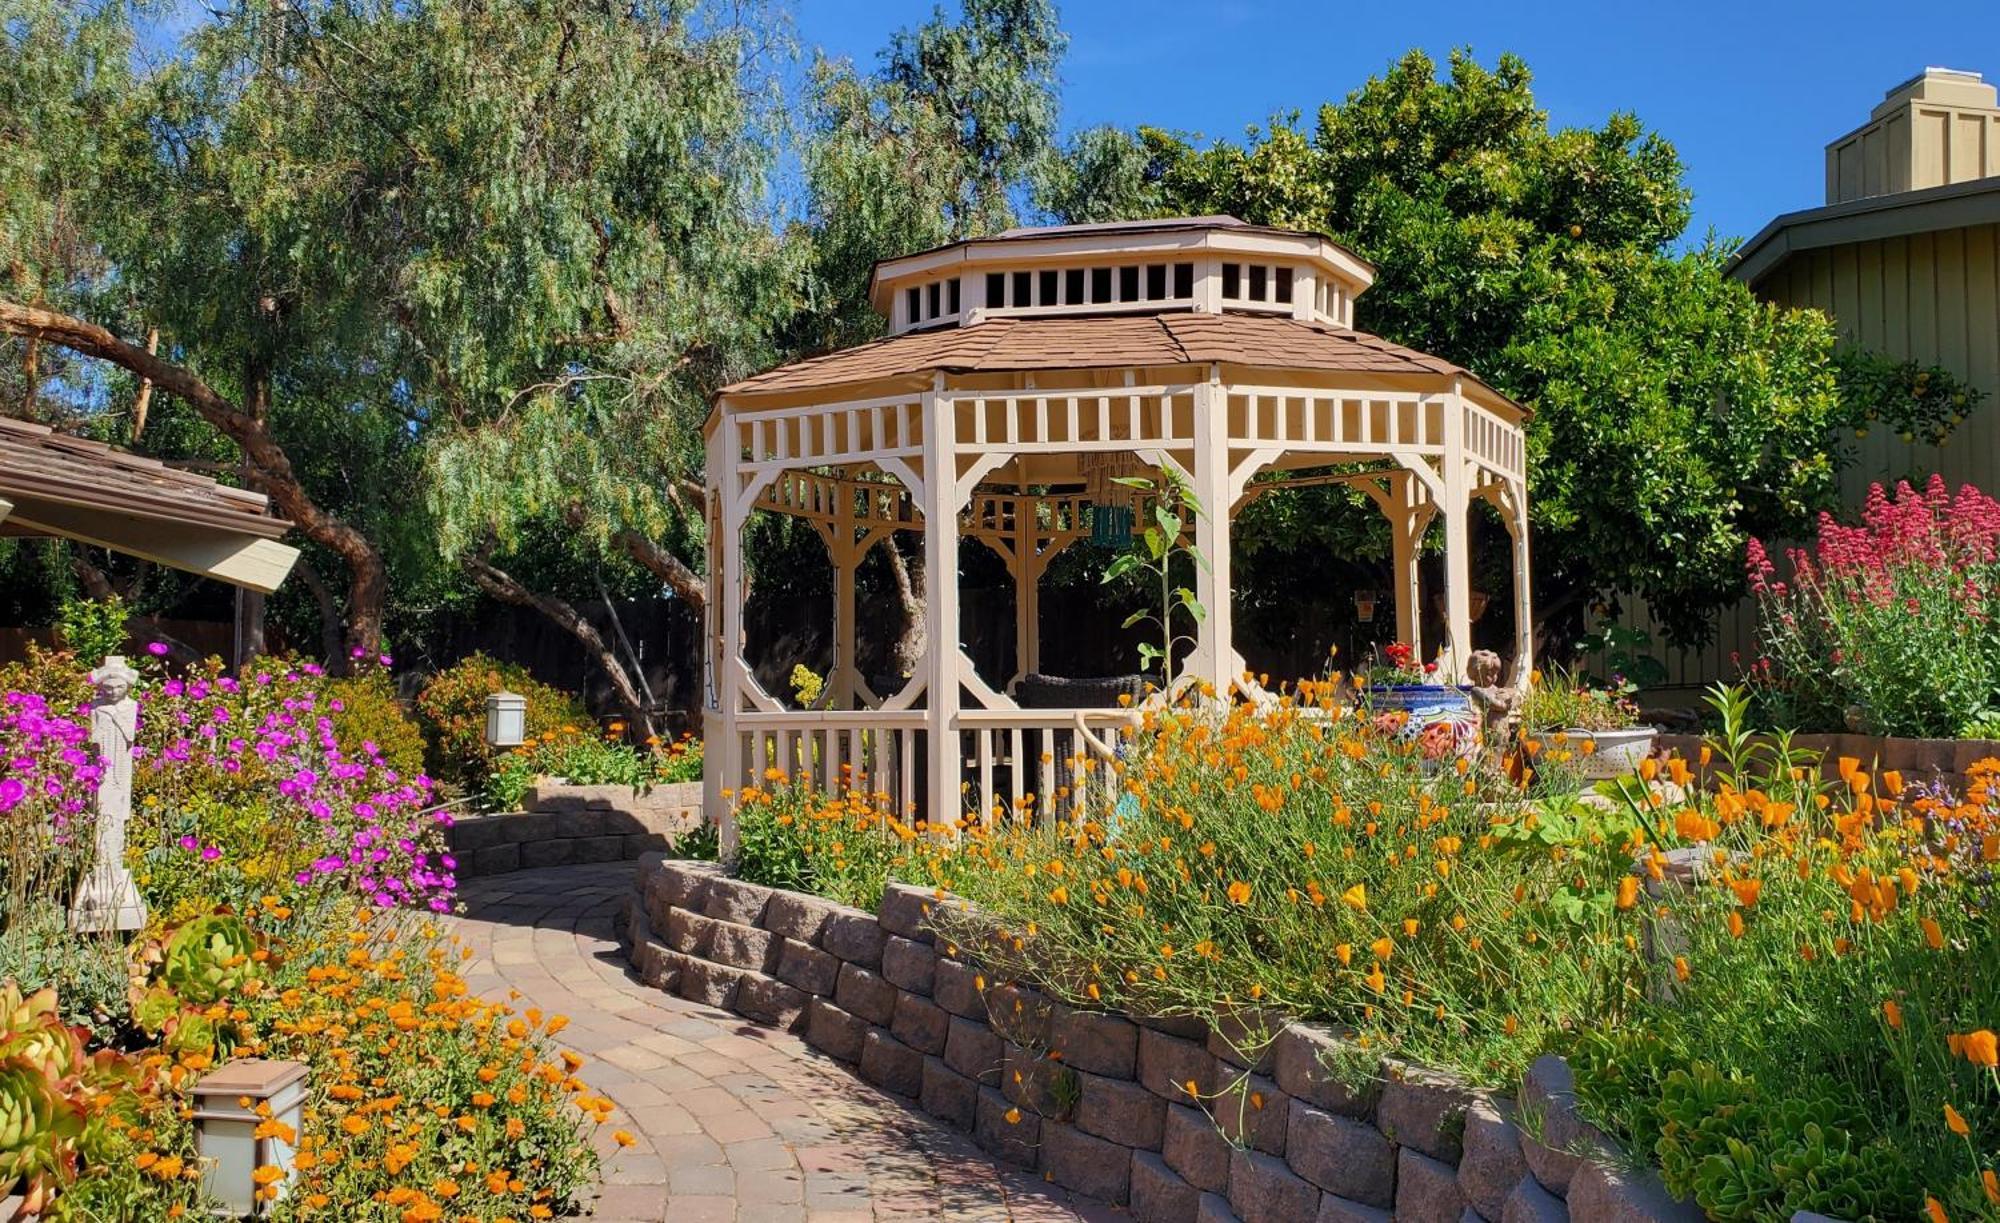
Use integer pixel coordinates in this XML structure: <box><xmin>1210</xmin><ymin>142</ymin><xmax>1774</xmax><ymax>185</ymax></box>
<box><xmin>703</xmin><ymin>217</ymin><xmax>1529</xmax><ymax>839</ymax></box>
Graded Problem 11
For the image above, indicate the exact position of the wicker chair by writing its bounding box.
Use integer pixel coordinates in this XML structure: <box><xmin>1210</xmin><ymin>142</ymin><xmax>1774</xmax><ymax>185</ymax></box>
<box><xmin>1015</xmin><ymin>673</ymin><xmax>1149</xmax><ymax>709</ymax></box>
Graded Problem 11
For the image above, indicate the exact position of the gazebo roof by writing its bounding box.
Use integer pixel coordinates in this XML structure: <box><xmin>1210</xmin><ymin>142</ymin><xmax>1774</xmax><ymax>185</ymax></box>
<box><xmin>0</xmin><ymin>416</ymin><xmax>299</xmax><ymax>592</ymax></box>
<box><xmin>719</xmin><ymin>312</ymin><xmax>1525</xmax><ymax>416</ymax></box>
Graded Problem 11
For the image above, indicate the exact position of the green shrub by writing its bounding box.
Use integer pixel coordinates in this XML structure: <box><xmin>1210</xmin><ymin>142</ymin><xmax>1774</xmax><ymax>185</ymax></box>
<box><xmin>413</xmin><ymin>653</ymin><xmax>590</xmax><ymax>792</ymax></box>
<box><xmin>323</xmin><ymin>665</ymin><xmax>428</xmax><ymax>781</ymax></box>
<box><xmin>482</xmin><ymin>730</ymin><xmax>704</xmax><ymax>812</ymax></box>
<box><xmin>53</xmin><ymin>595</ymin><xmax>127</xmax><ymax>664</ymax></box>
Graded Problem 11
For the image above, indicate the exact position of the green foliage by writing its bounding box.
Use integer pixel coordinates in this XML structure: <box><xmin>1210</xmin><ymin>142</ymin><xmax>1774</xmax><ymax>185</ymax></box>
<box><xmin>674</xmin><ymin>816</ymin><xmax>721</xmax><ymax>863</ymax></box>
<box><xmin>481</xmin><ymin>728</ymin><xmax>703</xmax><ymax>813</ymax></box>
<box><xmin>1745</xmin><ymin>478</ymin><xmax>2000</xmax><ymax>737</ymax></box>
<box><xmin>321</xmin><ymin>664</ymin><xmax>429</xmax><ymax>782</ymax></box>
<box><xmin>157</xmin><ymin>915</ymin><xmax>260</xmax><ymax>1008</ymax></box>
<box><xmin>413</xmin><ymin>653</ymin><xmax>591</xmax><ymax>793</ymax></box>
<box><xmin>0</xmin><ymin>911</ymin><xmax>129</xmax><ymax>1037</ymax></box>
<box><xmin>789</xmin><ymin>0</ymin><xmax>1064</xmax><ymax>353</ymax></box>
<box><xmin>732</xmin><ymin>779</ymin><xmax>943</xmax><ymax>911</ymax></box>
<box><xmin>1521</xmin><ymin>667</ymin><xmax>1641</xmax><ymax>732</ymax></box>
<box><xmin>1101</xmin><ymin>471</ymin><xmax>1206</xmax><ymax>683</ymax></box>
<box><xmin>1573</xmin><ymin>619</ymin><xmax>1668</xmax><ymax>689</ymax></box>
<box><xmin>51</xmin><ymin>595</ymin><xmax>126</xmax><ymax>664</ymax></box>
<box><xmin>1833</xmin><ymin>348</ymin><xmax>1987</xmax><ymax>447</ymax></box>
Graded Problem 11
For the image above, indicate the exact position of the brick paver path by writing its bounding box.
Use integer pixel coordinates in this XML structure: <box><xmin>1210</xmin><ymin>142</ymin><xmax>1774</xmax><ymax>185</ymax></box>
<box><xmin>447</xmin><ymin>863</ymin><xmax>1124</xmax><ymax>1222</ymax></box>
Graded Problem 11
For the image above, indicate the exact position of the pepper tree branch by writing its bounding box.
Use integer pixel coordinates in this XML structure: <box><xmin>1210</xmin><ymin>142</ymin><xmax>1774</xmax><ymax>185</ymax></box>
<box><xmin>0</xmin><ymin>298</ymin><xmax>390</xmax><ymax>653</ymax></box>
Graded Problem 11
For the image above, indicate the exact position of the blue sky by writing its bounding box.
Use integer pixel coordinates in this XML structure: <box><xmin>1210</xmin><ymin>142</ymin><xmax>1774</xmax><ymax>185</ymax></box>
<box><xmin>796</xmin><ymin>0</ymin><xmax>2000</xmax><ymax>244</ymax></box>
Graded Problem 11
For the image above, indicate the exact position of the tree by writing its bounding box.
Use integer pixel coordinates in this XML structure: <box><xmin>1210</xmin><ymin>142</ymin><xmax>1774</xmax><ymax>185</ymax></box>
<box><xmin>784</xmin><ymin>0</ymin><xmax>1064</xmax><ymax>663</ymax></box>
<box><xmin>4</xmin><ymin>0</ymin><xmax>799</xmax><ymax>710</ymax></box>
<box><xmin>1039</xmin><ymin>50</ymin><xmax>1960</xmax><ymax>650</ymax></box>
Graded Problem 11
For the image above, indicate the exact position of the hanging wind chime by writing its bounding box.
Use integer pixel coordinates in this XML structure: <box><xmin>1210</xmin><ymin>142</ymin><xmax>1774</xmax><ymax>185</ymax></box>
<box><xmin>1082</xmin><ymin>452</ymin><xmax>1142</xmax><ymax>548</ymax></box>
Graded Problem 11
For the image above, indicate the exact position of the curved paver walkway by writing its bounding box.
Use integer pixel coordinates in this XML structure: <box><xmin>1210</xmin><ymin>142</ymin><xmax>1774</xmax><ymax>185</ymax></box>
<box><xmin>445</xmin><ymin>863</ymin><xmax>1124</xmax><ymax>1223</ymax></box>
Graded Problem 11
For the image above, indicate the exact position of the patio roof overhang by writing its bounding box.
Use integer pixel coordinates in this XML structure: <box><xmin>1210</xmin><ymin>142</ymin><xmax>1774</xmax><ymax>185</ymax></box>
<box><xmin>0</xmin><ymin>417</ymin><xmax>300</xmax><ymax>593</ymax></box>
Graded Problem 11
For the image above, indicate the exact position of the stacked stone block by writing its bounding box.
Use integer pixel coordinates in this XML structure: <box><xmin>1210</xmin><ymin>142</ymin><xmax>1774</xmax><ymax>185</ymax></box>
<box><xmin>619</xmin><ymin>858</ymin><xmax>1704</xmax><ymax>1222</ymax></box>
<box><xmin>448</xmin><ymin>781</ymin><xmax>703</xmax><ymax>876</ymax></box>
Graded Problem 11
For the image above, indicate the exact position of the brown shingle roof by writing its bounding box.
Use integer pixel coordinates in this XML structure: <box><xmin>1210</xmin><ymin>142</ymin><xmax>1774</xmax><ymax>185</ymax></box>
<box><xmin>0</xmin><ymin>416</ymin><xmax>291</xmax><ymax>539</ymax></box>
<box><xmin>721</xmin><ymin>313</ymin><xmax>1479</xmax><ymax>398</ymax></box>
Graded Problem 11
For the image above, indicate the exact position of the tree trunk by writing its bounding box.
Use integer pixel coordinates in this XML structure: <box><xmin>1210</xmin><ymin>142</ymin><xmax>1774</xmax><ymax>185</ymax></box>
<box><xmin>465</xmin><ymin>546</ymin><xmax>655</xmax><ymax>736</ymax></box>
<box><xmin>612</xmin><ymin>527</ymin><xmax>706</xmax><ymax>613</ymax></box>
<box><xmin>0</xmin><ymin>299</ymin><xmax>390</xmax><ymax>654</ymax></box>
<box><xmin>292</xmin><ymin>555</ymin><xmax>349</xmax><ymax>669</ymax></box>
<box><xmin>885</xmin><ymin>534</ymin><xmax>926</xmax><ymax>676</ymax></box>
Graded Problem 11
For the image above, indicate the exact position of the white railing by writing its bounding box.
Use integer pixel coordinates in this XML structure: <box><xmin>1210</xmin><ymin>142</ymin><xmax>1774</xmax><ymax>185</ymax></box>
<box><xmin>956</xmin><ymin>708</ymin><xmax>1138</xmax><ymax>827</ymax></box>
<box><xmin>727</xmin><ymin>707</ymin><xmax>1139</xmax><ymax>829</ymax></box>
<box><xmin>736</xmin><ymin>710</ymin><xmax>927</xmax><ymax>817</ymax></box>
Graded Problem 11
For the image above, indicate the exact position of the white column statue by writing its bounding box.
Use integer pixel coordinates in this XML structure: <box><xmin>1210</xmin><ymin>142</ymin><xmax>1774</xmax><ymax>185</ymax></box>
<box><xmin>69</xmin><ymin>655</ymin><xmax>146</xmax><ymax>933</ymax></box>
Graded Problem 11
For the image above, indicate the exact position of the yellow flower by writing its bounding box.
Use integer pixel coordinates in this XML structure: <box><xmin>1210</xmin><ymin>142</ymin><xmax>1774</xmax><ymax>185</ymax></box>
<box><xmin>1616</xmin><ymin>876</ymin><xmax>1638</xmax><ymax>910</ymax></box>
<box><xmin>1226</xmin><ymin>881</ymin><xmax>1251</xmax><ymax>906</ymax></box>
<box><xmin>1882</xmin><ymin>1000</ymin><xmax>1903</xmax><ymax>1030</ymax></box>
<box><xmin>613</xmin><ymin>1131</ymin><xmax>636</xmax><ymax>1148</ymax></box>
<box><xmin>1340</xmin><ymin>884</ymin><xmax>1367</xmax><ymax>912</ymax></box>
<box><xmin>1947</xmin><ymin>1104</ymin><xmax>1971</xmax><ymax>1137</ymax></box>
<box><xmin>1922</xmin><ymin>918</ymin><xmax>1945</xmax><ymax>951</ymax></box>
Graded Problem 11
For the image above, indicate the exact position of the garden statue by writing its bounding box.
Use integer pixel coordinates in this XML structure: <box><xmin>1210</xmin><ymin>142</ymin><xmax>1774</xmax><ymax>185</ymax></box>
<box><xmin>69</xmin><ymin>655</ymin><xmax>146</xmax><ymax>933</ymax></box>
<box><xmin>1464</xmin><ymin>649</ymin><xmax>1522</xmax><ymax>748</ymax></box>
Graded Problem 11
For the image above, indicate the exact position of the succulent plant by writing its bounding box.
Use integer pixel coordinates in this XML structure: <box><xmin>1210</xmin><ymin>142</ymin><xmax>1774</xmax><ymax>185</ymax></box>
<box><xmin>0</xmin><ymin>1057</ymin><xmax>81</xmax><ymax>1209</ymax></box>
<box><xmin>159</xmin><ymin>915</ymin><xmax>261</xmax><ymax>1005</ymax></box>
<box><xmin>0</xmin><ymin>985</ymin><xmax>82</xmax><ymax>1086</ymax></box>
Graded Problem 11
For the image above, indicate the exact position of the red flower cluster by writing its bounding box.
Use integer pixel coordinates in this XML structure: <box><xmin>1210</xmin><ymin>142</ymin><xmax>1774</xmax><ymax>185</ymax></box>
<box><xmin>1744</xmin><ymin>476</ymin><xmax>2000</xmax><ymax>737</ymax></box>
<box><xmin>1751</xmin><ymin>478</ymin><xmax>2000</xmax><ymax>607</ymax></box>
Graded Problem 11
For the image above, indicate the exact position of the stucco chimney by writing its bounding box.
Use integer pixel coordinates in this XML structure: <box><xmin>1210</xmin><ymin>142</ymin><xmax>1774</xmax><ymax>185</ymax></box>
<box><xmin>1825</xmin><ymin>68</ymin><xmax>2000</xmax><ymax>204</ymax></box>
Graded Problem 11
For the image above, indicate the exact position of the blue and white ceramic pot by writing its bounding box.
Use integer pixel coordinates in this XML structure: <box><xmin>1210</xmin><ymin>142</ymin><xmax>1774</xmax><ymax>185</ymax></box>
<box><xmin>1362</xmin><ymin>684</ymin><xmax>1482</xmax><ymax>761</ymax></box>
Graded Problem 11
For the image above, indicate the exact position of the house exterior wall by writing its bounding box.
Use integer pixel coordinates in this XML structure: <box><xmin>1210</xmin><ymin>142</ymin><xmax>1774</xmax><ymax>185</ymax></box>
<box><xmin>1615</xmin><ymin>221</ymin><xmax>2000</xmax><ymax>695</ymax></box>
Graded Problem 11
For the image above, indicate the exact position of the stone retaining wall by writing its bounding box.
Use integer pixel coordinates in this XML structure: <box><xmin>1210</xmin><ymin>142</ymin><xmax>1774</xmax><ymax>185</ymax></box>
<box><xmin>1656</xmin><ymin>731</ymin><xmax>2000</xmax><ymax>792</ymax></box>
<box><xmin>448</xmin><ymin>782</ymin><xmax>703</xmax><ymax>877</ymax></box>
<box><xmin>616</xmin><ymin>856</ymin><xmax>1703</xmax><ymax>1223</ymax></box>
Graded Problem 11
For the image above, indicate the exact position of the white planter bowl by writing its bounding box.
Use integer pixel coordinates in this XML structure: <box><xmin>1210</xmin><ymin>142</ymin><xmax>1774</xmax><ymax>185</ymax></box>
<box><xmin>1563</xmin><ymin>727</ymin><xmax>1658</xmax><ymax>780</ymax></box>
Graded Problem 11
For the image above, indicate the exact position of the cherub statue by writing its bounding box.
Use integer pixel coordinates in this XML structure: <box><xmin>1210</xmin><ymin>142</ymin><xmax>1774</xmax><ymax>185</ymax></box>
<box><xmin>69</xmin><ymin>656</ymin><xmax>146</xmax><ymax>933</ymax></box>
<box><xmin>1464</xmin><ymin>649</ymin><xmax>1522</xmax><ymax>749</ymax></box>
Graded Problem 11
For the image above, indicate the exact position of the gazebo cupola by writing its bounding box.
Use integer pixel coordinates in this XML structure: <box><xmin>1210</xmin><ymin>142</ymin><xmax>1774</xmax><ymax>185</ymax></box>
<box><xmin>873</xmin><ymin>215</ymin><xmax>1375</xmax><ymax>333</ymax></box>
<box><xmin>702</xmin><ymin>217</ymin><xmax>1530</xmax><ymax>845</ymax></box>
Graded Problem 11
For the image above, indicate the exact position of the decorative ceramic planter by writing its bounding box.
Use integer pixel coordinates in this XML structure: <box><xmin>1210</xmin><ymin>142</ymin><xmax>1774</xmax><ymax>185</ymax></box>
<box><xmin>1363</xmin><ymin>684</ymin><xmax>1481</xmax><ymax>760</ymax></box>
<box><xmin>1563</xmin><ymin>727</ymin><xmax>1658</xmax><ymax>779</ymax></box>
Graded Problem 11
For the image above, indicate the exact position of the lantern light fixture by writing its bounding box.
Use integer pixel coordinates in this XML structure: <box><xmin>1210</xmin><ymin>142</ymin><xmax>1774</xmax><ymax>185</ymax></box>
<box><xmin>1352</xmin><ymin>590</ymin><xmax>1379</xmax><ymax>623</ymax></box>
<box><xmin>192</xmin><ymin>1059</ymin><xmax>307</xmax><ymax>1217</ymax></box>
<box><xmin>485</xmin><ymin>690</ymin><xmax>527</xmax><ymax>748</ymax></box>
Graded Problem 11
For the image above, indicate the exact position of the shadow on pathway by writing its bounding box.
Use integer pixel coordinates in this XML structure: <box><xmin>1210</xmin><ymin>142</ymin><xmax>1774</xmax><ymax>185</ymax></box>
<box><xmin>444</xmin><ymin>862</ymin><xmax>1124</xmax><ymax>1223</ymax></box>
